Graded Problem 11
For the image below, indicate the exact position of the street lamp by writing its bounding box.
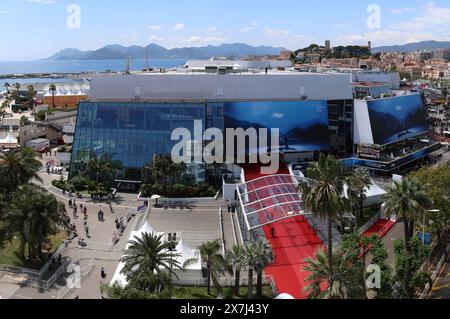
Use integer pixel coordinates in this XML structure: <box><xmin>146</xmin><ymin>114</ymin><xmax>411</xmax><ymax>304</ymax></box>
<box><xmin>422</xmin><ymin>209</ymin><xmax>440</xmax><ymax>244</ymax></box>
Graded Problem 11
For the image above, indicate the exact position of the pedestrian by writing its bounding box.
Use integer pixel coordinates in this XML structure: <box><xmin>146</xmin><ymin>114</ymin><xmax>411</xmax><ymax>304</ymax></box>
<box><xmin>85</xmin><ymin>226</ymin><xmax>90</xmax><ymax>238</ymax></box>
<box><xmin>270</xmin><ymin>227</ymin><xmax>276</xmax><ymax>238</ymax></box>
<box><xmin>101</xmin><ymin>267</ymin><xmax>106</xmax><ymax>279</ymax></box>
<box><xmin>83</xmin><ymin>220</ymin><xmax>87</xmax><ymax>228</ymax></box>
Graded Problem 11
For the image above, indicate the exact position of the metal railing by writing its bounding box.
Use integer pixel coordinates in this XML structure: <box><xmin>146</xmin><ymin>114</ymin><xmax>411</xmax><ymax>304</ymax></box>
<box><xmin>0</xmin><ymin>240</ymin><xmax>69</xmax><ymax>280</ymax></box>
<box><xmin>419</xmin><ymin>242</ymin><xmax>450</xmax><ymax>299</ymax></box>
<box><xmin>358</xmin><ymin>211</ymin><xmax>382</xmax><ymax>235</ymax></box>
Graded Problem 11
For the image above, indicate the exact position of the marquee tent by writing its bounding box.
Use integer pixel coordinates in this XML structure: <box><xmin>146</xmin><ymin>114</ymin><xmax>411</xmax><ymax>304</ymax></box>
<box><xmin>343</xmin><ymin>179</ymin><xmax>387</xmax><ymax>208</ymax></box>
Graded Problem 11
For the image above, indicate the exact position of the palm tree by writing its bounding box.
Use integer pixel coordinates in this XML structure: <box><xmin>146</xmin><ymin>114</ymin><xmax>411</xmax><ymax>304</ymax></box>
<box><xmin>382</xmin><ymin>177</ymin><xmax>431</xmax><ymax>251</ymax></box>
<box><xmin>226</xmin><ymin>245</ymin><xmax>245</xmax><ymax>296</ymax></box>
<box><xmin>4</xmin><ymin>185</ymin><xmax>67</xmax><ymax>259</ymax></box>
<box><xmin>121</xmin><ymin>232</ymin><xmax>182</xmax><ymax>293</ymax></box>
<box><xmin>4</xmin><ymin>82</ymin><xmax>10</xmax><ymax>93</ymax></box>
<box><xmin>304</xmin><ymin>249</ymin><xmax>365</xmax><ymax>299</ymax></box>
<box><xmin>243</xmin><ymin>243</ymin><xmax>259</xmax><ymax>299</ymax></box>
<box><xmin>346</xmin><ymin>168</ymin><xmax>371</xmax><ymax>225</ymax></box>
<box><xmin>49</xmin><ymin>84</ymin><xmax>57</xmax><ymax>108</ymax></box>
<box><xmin>0</xmin><ymin>148</ymin><xmax>42</xmax><ymax>198</ymax></box>
<box><xmin>197</xmin><ymin>240</ymin><xmax>227</xmax><ymax>296</ymax></box>
<box><xmin>253</xmin><ymin>240</ymin><xmax>274</xmax><ymax>297</ymax></box>
<box><xmin>81</xmin><ymin>152</ymin><xmax>123</xmax><ymax>191</ymax></box>
<box><xmin>299</xmin><ymin>154</ymin><xmax>347</xmax><ymax>299</ymax></box>
<box><xmin>26</xmin><ymin>85</ymin><xmax>36</xmax><ymax>112</ymax></box>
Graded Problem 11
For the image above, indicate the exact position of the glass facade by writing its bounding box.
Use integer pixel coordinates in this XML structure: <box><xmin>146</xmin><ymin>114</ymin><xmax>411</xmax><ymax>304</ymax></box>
<box><xmin>70</xmin><ymin>99</ymin><xmax>352</xmax><ymax>182</ymax></box>
<box><xmin>71</xmin><ymin>101</ymin><xmax>213</xmax><ymax>181</ymax></box>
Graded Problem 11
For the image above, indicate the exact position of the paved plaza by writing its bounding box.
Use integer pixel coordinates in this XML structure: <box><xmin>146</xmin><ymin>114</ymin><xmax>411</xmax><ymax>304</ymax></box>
<box><xmin>0</xmin><ymin>161</ymin><xmax>238</xmax><ymax>299</ymax></box>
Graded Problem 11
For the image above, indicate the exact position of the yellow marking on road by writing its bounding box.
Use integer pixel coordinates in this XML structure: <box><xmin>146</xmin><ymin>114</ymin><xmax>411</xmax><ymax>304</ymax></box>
<box><xmin>429</xmin><ymin>256</ymin><xmax>448</xmax><ymax>297</ymax></box>
<box><xmin>432</xmin><ymin>282</ymin><xmax>450</xmax><ymax>291</ymax></box>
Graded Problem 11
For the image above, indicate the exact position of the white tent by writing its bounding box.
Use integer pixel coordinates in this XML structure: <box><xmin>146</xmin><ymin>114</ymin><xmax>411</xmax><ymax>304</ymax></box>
<box><xmin>343</xmin><ymin>179</ymin><xmax>387</xmax><ymax>207</ymax></box>
<box><xmin>275</xmin><ymin>293</ymin><xmax>295</xmax><ymax>299</ymax></box>
<box><xmin>175</xmin><ymin>239</ymin><xmax>201</xmax><ymax>270</ymax></box>
<box><xmin>110</xmin><ymin>222</ymin><xmax>203</xmax><ymax>288</ymax></box>
<box><xmin>140</xmin><ymin>221</ymin><xmax>157</xmax><ymax>235</ymax></box>
<box><xmin>0</xmin><ymin>132</ymin><xmax>19</xmax><ymax>149</ymax></box>
<box><xmin>110</xmin><ymin>221</ymin><xmax>164</xmax><ymax>287</ymax></box>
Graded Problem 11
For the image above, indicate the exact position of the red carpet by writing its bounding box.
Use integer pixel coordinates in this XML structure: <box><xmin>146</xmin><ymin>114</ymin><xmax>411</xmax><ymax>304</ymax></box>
<box><xmin>243</xmin><ymin>164</ymin><xmax>323</xmax><ymax>299</ymax></box>
<box><xmin>362</xmin><ymin>219</ymin><xmax>396</xmax><ymax>238</ymax></box>
<box><xmin>262</xmin><ymin>217</ymin><xmax>324</xmax><ymax>298</ymax></box>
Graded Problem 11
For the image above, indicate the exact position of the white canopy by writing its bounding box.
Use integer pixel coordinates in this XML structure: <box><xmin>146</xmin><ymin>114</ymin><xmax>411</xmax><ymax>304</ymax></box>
<box><xmin>110</xmin><ymin>222</ymin><xmax>202</xmax><ymax>287</ymax></box>
<box><xmin>140</xmin><ymin>221</ymin><xmax>156</xmax><ymax>235</ymax></box>
<box><xmin>175</xmin><ymin>239</ymin><xmax>201</xmax><ymax>270</ymax></box>
<box><xmin>343</xmin><ymin>179</ymin><xmax>387</xmax><ymax>206</ymax></box>
<box><xmin>0</xmin><ymin>132</ymin><xmax>18</xmax><ymax>147</ymax></box>
<box><xmin>275</xmin><ymin>293</ymin><xmax>295</xmax><ymax>299</ymax></box>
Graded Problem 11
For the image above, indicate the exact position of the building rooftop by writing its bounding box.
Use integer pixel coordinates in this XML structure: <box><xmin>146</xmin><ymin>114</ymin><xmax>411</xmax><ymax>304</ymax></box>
<box><xmin>89</xmin><ymin>71</ymin><xmax>354</xmax><ymax>102</ymax></box>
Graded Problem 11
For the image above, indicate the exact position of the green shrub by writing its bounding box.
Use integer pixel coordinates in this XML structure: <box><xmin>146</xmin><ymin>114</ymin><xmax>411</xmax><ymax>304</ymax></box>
<box><xmin>52</xmin><ymin>180</ymin><xmax>68</xmax><ymax>191</ymax></box>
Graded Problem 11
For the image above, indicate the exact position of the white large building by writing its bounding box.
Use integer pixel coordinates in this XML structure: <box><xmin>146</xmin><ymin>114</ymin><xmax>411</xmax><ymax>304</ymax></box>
<box><xmin>89</xmin><ymin>71</ymin><xmax>353</xmax><ymax>102</ymax></box>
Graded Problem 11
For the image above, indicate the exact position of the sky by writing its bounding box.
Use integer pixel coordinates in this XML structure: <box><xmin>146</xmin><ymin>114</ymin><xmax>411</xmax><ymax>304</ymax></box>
<box><xmin>1</xmin><ymin>0</ymin><xmax>450</xmax><ymax>61</ymax></box>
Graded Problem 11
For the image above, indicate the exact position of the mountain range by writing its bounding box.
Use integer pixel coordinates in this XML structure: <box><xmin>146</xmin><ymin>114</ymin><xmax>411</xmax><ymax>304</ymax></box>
<box><xmin>45</xmin><ymin>43</ymin><xmax>285</xmax><ymax>61</ymax></box>
<box><xmin>372</xmin><ymin>40</ymin><xmax>450</xmax><ymax>53</ymax></box>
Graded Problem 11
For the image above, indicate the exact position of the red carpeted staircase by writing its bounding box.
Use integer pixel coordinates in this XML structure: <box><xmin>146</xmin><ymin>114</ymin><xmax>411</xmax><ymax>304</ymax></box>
<box><xmin>243</xmin><ymin>163</ymin><xmax>323</xmax><ymax>299</ymax></box>
<box><xmin>362</xmin><ymin>219</ymin><xmax>396</xmax><ymax>238</ymax></box>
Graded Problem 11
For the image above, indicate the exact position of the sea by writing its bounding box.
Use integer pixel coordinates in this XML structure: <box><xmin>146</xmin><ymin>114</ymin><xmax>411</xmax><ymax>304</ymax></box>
<box><xmin>0</xmin><ymin>58</ymin><xmax>186</xmax><ymax>88</ymax></box>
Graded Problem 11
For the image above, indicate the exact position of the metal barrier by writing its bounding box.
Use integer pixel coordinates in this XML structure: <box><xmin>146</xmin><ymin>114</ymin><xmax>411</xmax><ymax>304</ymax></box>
<box><xmin>358</xmin><ymin>211</ymin><xmax>382</xmax><ymax>235</ymax></box>
<box><xmin>419</xmin><ymin>242</ymin><xmax>450</xmax><ymax>299</ymax></box>
<box><xmin>0</xmin><ymin>240</ymin><xmax>69</xmax><ymax>280</ymax></box>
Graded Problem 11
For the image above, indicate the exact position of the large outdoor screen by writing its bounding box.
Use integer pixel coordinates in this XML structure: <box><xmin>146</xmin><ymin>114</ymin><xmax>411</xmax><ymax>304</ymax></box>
<box><xmin>224</xmin><ymin>100</ymin><xmax>330</xmax><ymax>153</ymax></box>
<box><xmin>367</xmin><ymin>94</ymin><xmax>427</xmax><ymax>145</ymax></box>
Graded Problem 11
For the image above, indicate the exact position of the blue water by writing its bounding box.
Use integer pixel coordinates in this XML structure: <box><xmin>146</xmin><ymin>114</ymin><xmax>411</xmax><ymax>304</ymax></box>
<box><xmin>0</xmin><ymin>58</ymin><xmax>186</xmax><ymax>75</ymax></box>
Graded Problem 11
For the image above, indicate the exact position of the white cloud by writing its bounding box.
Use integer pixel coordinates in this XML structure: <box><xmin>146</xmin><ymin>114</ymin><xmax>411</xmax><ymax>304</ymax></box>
<box><xmin>150</xmin><ymin>35</ymin><xmax>164</xmax><ymax>42</ymax></box>
<box><xmin>336</xmin><ymin>3</ymin><xmax>450</xmax><ymax>46</ymax></box>
<box><xmin>241</xmin><ymin>22</ymin><xmax>257</xmax><ymax>33</ymax></box>
<box><xmin>184</xmin><ymin>36</ymin><xmax>226</xmax><ymax>46</ymax></box>
<box><xmin>263</xmin><ymin>27</ymin><xmax>291</xmax><ymax>37</ymax></box>
<box><xmin>337</xmin><ymin>29</ymin><xmax>449</xmax><ymax>47</ymax></box>
<box><xmin>174</xmin><ymin>23</ymin><xmax>185</xmax><ymax>31</ymax></box>
<box><xmin>147</xmin><ymin>25</ymin><xmax>163</xmax><ymax>31</ymax></box>
<box><xmin>389</xmin><ymin>8</ymin><xmax>417</xmax><ymax>15</ymax></box>
<box><xmin>26</xmin><ymin>0</ymin><xmax>55</xmax><ymax>4</ymax></box>
<box><xmin>391</xmin><ymin>3</ymin><xmax>450</xmax><ymax>31</ymax></box>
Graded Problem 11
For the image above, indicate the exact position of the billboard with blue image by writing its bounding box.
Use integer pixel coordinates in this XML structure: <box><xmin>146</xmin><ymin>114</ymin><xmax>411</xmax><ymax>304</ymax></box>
<box><xmin>224</xmin><ymin>100</ymin><xmax>329</xmax><ymax>153</ymax></box>
<box><xmin>368</xmin><ymin>94</ymin><xmax>427</xmax><ymax>145</ymax></box>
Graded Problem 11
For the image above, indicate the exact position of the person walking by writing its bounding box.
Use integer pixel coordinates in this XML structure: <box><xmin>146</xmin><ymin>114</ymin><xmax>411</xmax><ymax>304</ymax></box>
<box><xmin>101</xmin><ymin>267</ymin><xmax>106</xmax><ymax>279</ymax></box>
<box><xmin>85</xmin><ymin>226</ymin><xmax>90</xmax><ymax>238</ymax></box>
<box><xmin>270</xmin><ymin>227</ymin><xmax>276</xmax><ymax>238</ymax></box>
